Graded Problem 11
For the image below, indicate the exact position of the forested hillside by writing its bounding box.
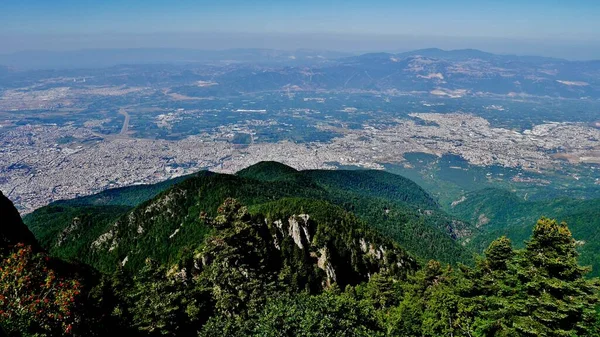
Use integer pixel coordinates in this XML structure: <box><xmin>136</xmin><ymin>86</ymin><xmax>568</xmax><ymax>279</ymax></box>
<box><xmin>24</xmin><ymin>162</ymin><xmax>473</xmax><ymax>272</ymax></box>
<box><xmin>450</xmin><ymin>188</ymin><xmax>600</xmax><ymax>276</ymax></box>
<box><xmin>3</xmin><ymin>188</ymin><xmax>599</xmax><ymax>336</ymax></box>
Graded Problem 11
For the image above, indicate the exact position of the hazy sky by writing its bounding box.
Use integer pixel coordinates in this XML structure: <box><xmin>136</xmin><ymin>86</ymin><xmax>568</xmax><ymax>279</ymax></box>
<box><xmin>1</xmin><ymin>0</ymin><xmax>600</xmax><ymax>58</ymax></box>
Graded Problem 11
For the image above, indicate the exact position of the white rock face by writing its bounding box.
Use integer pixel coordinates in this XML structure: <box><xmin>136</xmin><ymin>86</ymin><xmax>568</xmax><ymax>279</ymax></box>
<box><xmin>169</xmin><ymin>228</ymin><xmax>180</xmax><ymax>239</ymax></box>
<box><xmin>300</xmin><ymin>214</ymin><xmax>311</xmax><ymax>242</ymax></box>
<box><xmin>274</xmin><ymin>220</ymin><xmax>283</xmax><ymax>230</ymax></box>
<box><xmin>379</xmin><ymin>246</ymin><xmax>387</xmax><ymax>263</ymax></box>
<box><xmin>366</xmin><ymin>243</ymin><xmax>382</xmax><ymax>259</ymax></box>
<box><xmin>91</xmin><ymin>222</ymin><xmax>119</xmax><ymax>251</ymax></box>
<box><xmin>288</xmin><ymin>217</ymin><xmax>303</xmax><ymax>249</ymax></box>
<box><xmin>359</xmin><ymin>238</ymin><xmax>368</xmax><ymax>252</ymax></box>
<box><xmin>316</xmin><ymin>247</ymin><xmax>337</xmax><ymax>287</ymax></box>
<box><xmin>57</xmin><ymin>217</ymin><xmax>81</xmax><ymax>247</ymax></box>
<box><xmin>288</xmin><ymin>215</ymin><xmax>310</xmax><ymax>249</ymax></box>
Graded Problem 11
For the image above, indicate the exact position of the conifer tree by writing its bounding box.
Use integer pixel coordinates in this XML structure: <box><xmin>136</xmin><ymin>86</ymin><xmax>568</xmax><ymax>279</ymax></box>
<box><xmin>469</xmin><ymin>236</ymin><xmax>521</xmax><ymax>336</ymax></box>
<box><xmin>127</xmin><ymin>259</ymin><xmax>201</xmax><ymax>336</ymax></box>
<box><xmin>512</xmin><ymin>218</ymin><xmax>599</xmax><ymax>336</ymax></box>
<box><xmin>198</xmin><ymin>198</ymin><xmax>279</xmax><ymax>317</ymax></box>
<box><xmin>469</xmin><ymin>219</ymin><xmax>599</xmax><ymax>336</ymax></box>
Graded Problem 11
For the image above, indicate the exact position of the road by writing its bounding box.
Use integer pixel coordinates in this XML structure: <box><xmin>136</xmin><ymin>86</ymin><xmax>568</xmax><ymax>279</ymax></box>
<box><xmin>118</xmin><ymin>108</ymin><xmax>130</xmax><ymax>136</ymax></box>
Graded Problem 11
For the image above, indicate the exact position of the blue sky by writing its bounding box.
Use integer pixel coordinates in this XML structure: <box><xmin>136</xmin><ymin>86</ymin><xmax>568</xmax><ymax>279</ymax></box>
<box><xmin>1</xmin><ymin>0</ymin><xmax>600</xmax><ymax>57</ymax></box>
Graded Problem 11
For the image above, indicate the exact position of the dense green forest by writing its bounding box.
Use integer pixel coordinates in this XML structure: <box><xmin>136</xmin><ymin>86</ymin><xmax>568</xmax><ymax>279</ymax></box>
<box><xmin>450</xmin><ymin>188</ymin><xmax>600</xmax><ymax>276</ymax></box>
<box><xmin>24</xmin><ymin>162</ymin><xmax>473</xmax><ymax>272</ymax></box>
<box><xmin>3</xmin><ymin>162</ymin><xmax>600</xmax><ymax>336</ymax></box>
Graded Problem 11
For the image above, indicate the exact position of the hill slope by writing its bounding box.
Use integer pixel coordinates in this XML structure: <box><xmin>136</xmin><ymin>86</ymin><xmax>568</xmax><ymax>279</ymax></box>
<box><xmin>24</xmin><ymin>162</ymin><xmax>473</xmax><ymax>273</ymax></box>
<box><xmin>5</xmin><ymin>166</ymin><xmax>600</xmax><ymax>336</ymax></box>
<box><xmin>451</xmin><ymin>188</ymin><xmax>600</xmax><ymax>275</ymax></box>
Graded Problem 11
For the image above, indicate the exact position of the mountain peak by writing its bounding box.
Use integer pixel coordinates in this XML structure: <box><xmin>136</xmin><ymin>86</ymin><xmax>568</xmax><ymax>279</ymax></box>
<box><xmin>236</xmin><ymin>161</ymin><xmax>299</xmax><ymax>181</ymax></box>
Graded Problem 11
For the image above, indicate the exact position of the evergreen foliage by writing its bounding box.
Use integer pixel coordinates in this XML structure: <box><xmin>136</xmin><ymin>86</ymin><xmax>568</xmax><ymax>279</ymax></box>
<box><xmin>25</xmin><ymin>162</ymin><xmax>472</xmax><ymax>272</ymax></box>
<box><xmin>3</xmin><ymin>163</ymin><xmax>600</xmax><ymax>336</ymax></box>
<box><xmin>451</xmin><ymin>187</ymin><xmax>600</xmax><ymax>276</ymax></box>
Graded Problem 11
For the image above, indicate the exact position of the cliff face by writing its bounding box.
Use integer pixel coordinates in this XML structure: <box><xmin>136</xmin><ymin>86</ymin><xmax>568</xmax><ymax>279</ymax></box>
<box><xmin>190</xmin><ymin>198</ymin><xmax>419</xmax><ymax>295</ymax></box>
<box><xmin>262</xmin><ymin>208</ymin><xmax>417</xmax><ymax>288</ymax></box>
<box><xmin>0</xmin><ymin>191</ymin><xmax>41</xmax><ymax>254</ymax></box>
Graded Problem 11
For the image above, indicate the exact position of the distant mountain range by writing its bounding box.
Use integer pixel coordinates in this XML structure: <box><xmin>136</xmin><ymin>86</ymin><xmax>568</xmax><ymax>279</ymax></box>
<box><xmin>173</xmin><ymin>48</ymin><xmax>599</xmax><ymax>99</ymax></box>
<box><xmin>0</xmin><ymin>47</ymin><xmax>592</xmax><ymax>68</ymax></box>
<box><xmin>1</xmin><ymin>47</ymin><xmax>599</xmax><ymax>98</ymax></box>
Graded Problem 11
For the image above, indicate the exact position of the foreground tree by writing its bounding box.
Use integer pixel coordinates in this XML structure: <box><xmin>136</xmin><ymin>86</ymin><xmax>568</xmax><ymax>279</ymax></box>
<box><xmin>513</xmin><ymin>218</ymin><xmax>599</xmax><ymax>336</ymax></box>
<box><xmin>125</xmin><ymin>259</ymin><xmax>204</xmax><ymax>336</ymax></box>
<box><xmin>199</xmin><ymin>289</ymin><xmax>385</xmax><ymax>337</ymax></box>
<box><xmin>0</xmin><ymin>244</ymin><xmax>82</xmax><ymax>336</ymax></box>
<box><xmin>464</xmin><ymin>236</ymin><xmax>521</xmax><ymax>336</ymax></box>
<box><xmin>465</xmin><ymin>218</ymin><xmax>599</xmax><ymax>336</ymax></box>
<box><xmin>196</xmin><ymin>198</ymin><xmax>280</xmax><ymax>317</ymax></box>
<box><xmin>385</xmin><ymin>260</ymin><xmax>462</xmax><ymax>336</ymax></box>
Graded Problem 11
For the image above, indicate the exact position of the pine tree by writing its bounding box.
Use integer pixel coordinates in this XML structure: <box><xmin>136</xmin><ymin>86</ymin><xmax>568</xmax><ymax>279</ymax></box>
<box><xmin>511</xmin><ymin>218</ymin><xmax>599</xmax><ymax>336</ymax></box>
<box><xmin>358</xmin><ymin>272</ymin><xmax>399</xmax><ymax>309</ymax></box>
<box><xmin>197</xmin><ymin>198</ymin><xmax>279</xmax><ymax>317</ymax></box>
<box><xmin>127</xmin><ymin>259</ymin><xmax>201</xmax><ymax>336</ymax></box>
<box><xmin>468</xmin><ymin>237</ymin><xmax>522</xmax><ymax>336</ymax></box>
<box><xmin>468</xmin><ymin>218</ymin><xmax>599</xmax><ymax>337</ymax></box>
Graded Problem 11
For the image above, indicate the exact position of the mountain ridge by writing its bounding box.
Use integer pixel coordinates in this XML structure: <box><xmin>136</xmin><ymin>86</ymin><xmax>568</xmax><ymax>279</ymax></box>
<box><xmin>23</xmin><ymin>161</ymin><xmax>473</xmax><ymax>273</ymax></box>
<box><xmin>4</xmin><ymin>162</ymin><xmax>600</xmax><ymax>336</ymax></box>
<box><xmin>3</xmin><ymin>47</ymin><xmax>599</xmax><ymax>98</ymax></box>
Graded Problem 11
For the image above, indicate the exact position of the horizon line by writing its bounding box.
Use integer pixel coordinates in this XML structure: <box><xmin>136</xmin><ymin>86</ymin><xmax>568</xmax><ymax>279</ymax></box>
<box><xmin>1</xmin><ymin>46</ymin><xmax>597</xmax><ymax>63</ymax></box>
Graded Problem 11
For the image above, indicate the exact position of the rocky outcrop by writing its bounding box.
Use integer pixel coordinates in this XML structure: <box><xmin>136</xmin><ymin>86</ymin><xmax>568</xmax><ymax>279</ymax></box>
<box><xmin>267</xmin><ymin>212</ymin><xmax>416</xmax><ymax>288</ymax></box>
<box><xmin>57</xmin><ymin>217</ymin><xmax>81</xmax><ymax>247</ymax></box>
<box><xmin>316</xmin><ymin>247</ymin><xmax>336</xmax><ymax>287</ymax></box>
<box><xmin>287</xmin><ymin>214</ymin><xmax>311</xmax><ymax>249</ymax></box>
<box><xmin>91</xmin><ymin>221</ymin><xmax>119</xmax><ymax>251</ymax></box>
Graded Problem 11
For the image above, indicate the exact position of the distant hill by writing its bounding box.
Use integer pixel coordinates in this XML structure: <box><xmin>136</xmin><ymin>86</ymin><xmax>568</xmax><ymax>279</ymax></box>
<box><xmin>51</xmin><ymin>174</ymin><xmax>193</xmax><ymax>208</ymax></box>
<box><xmin>325</xmin><ymin>49</ymin><xmax>599</xmax><ymax>98</ymax></box>
<box><xmin>237</xmin><ymin>161</ymin><xmax>438</xmax><ymax>208</ymax></box>
<box><xmin>395</xmin><ymin>48</ymin><xmax>566</xmax><ymax>63</ymax></box>
<box><xmin>171</xmin><ymin>48</ymin><xmax>599</xmax><ymax>98</ymax></box>
<box><xmin>236</xmin><ymin>161</ymin><xmax>302</xmax><ymax>182</ymax></box>
<box><xmin>2</xmin><ymin>47</ymin><xmax>599</xmax><ymax>98</ymax></box>
<box><xmin>398</xmin><ymin>48</ymin><xmax>498</xmax><ymax>60</ymax></box>
<box><xmin>24</xmin><ymin>162</ymin><xmax>473</xmax><ymax>273</ymax></box>
<box><xmin>0</xmin><ymin>65</ymin><xmax>11</xmax><ymax>75</ymax></box>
